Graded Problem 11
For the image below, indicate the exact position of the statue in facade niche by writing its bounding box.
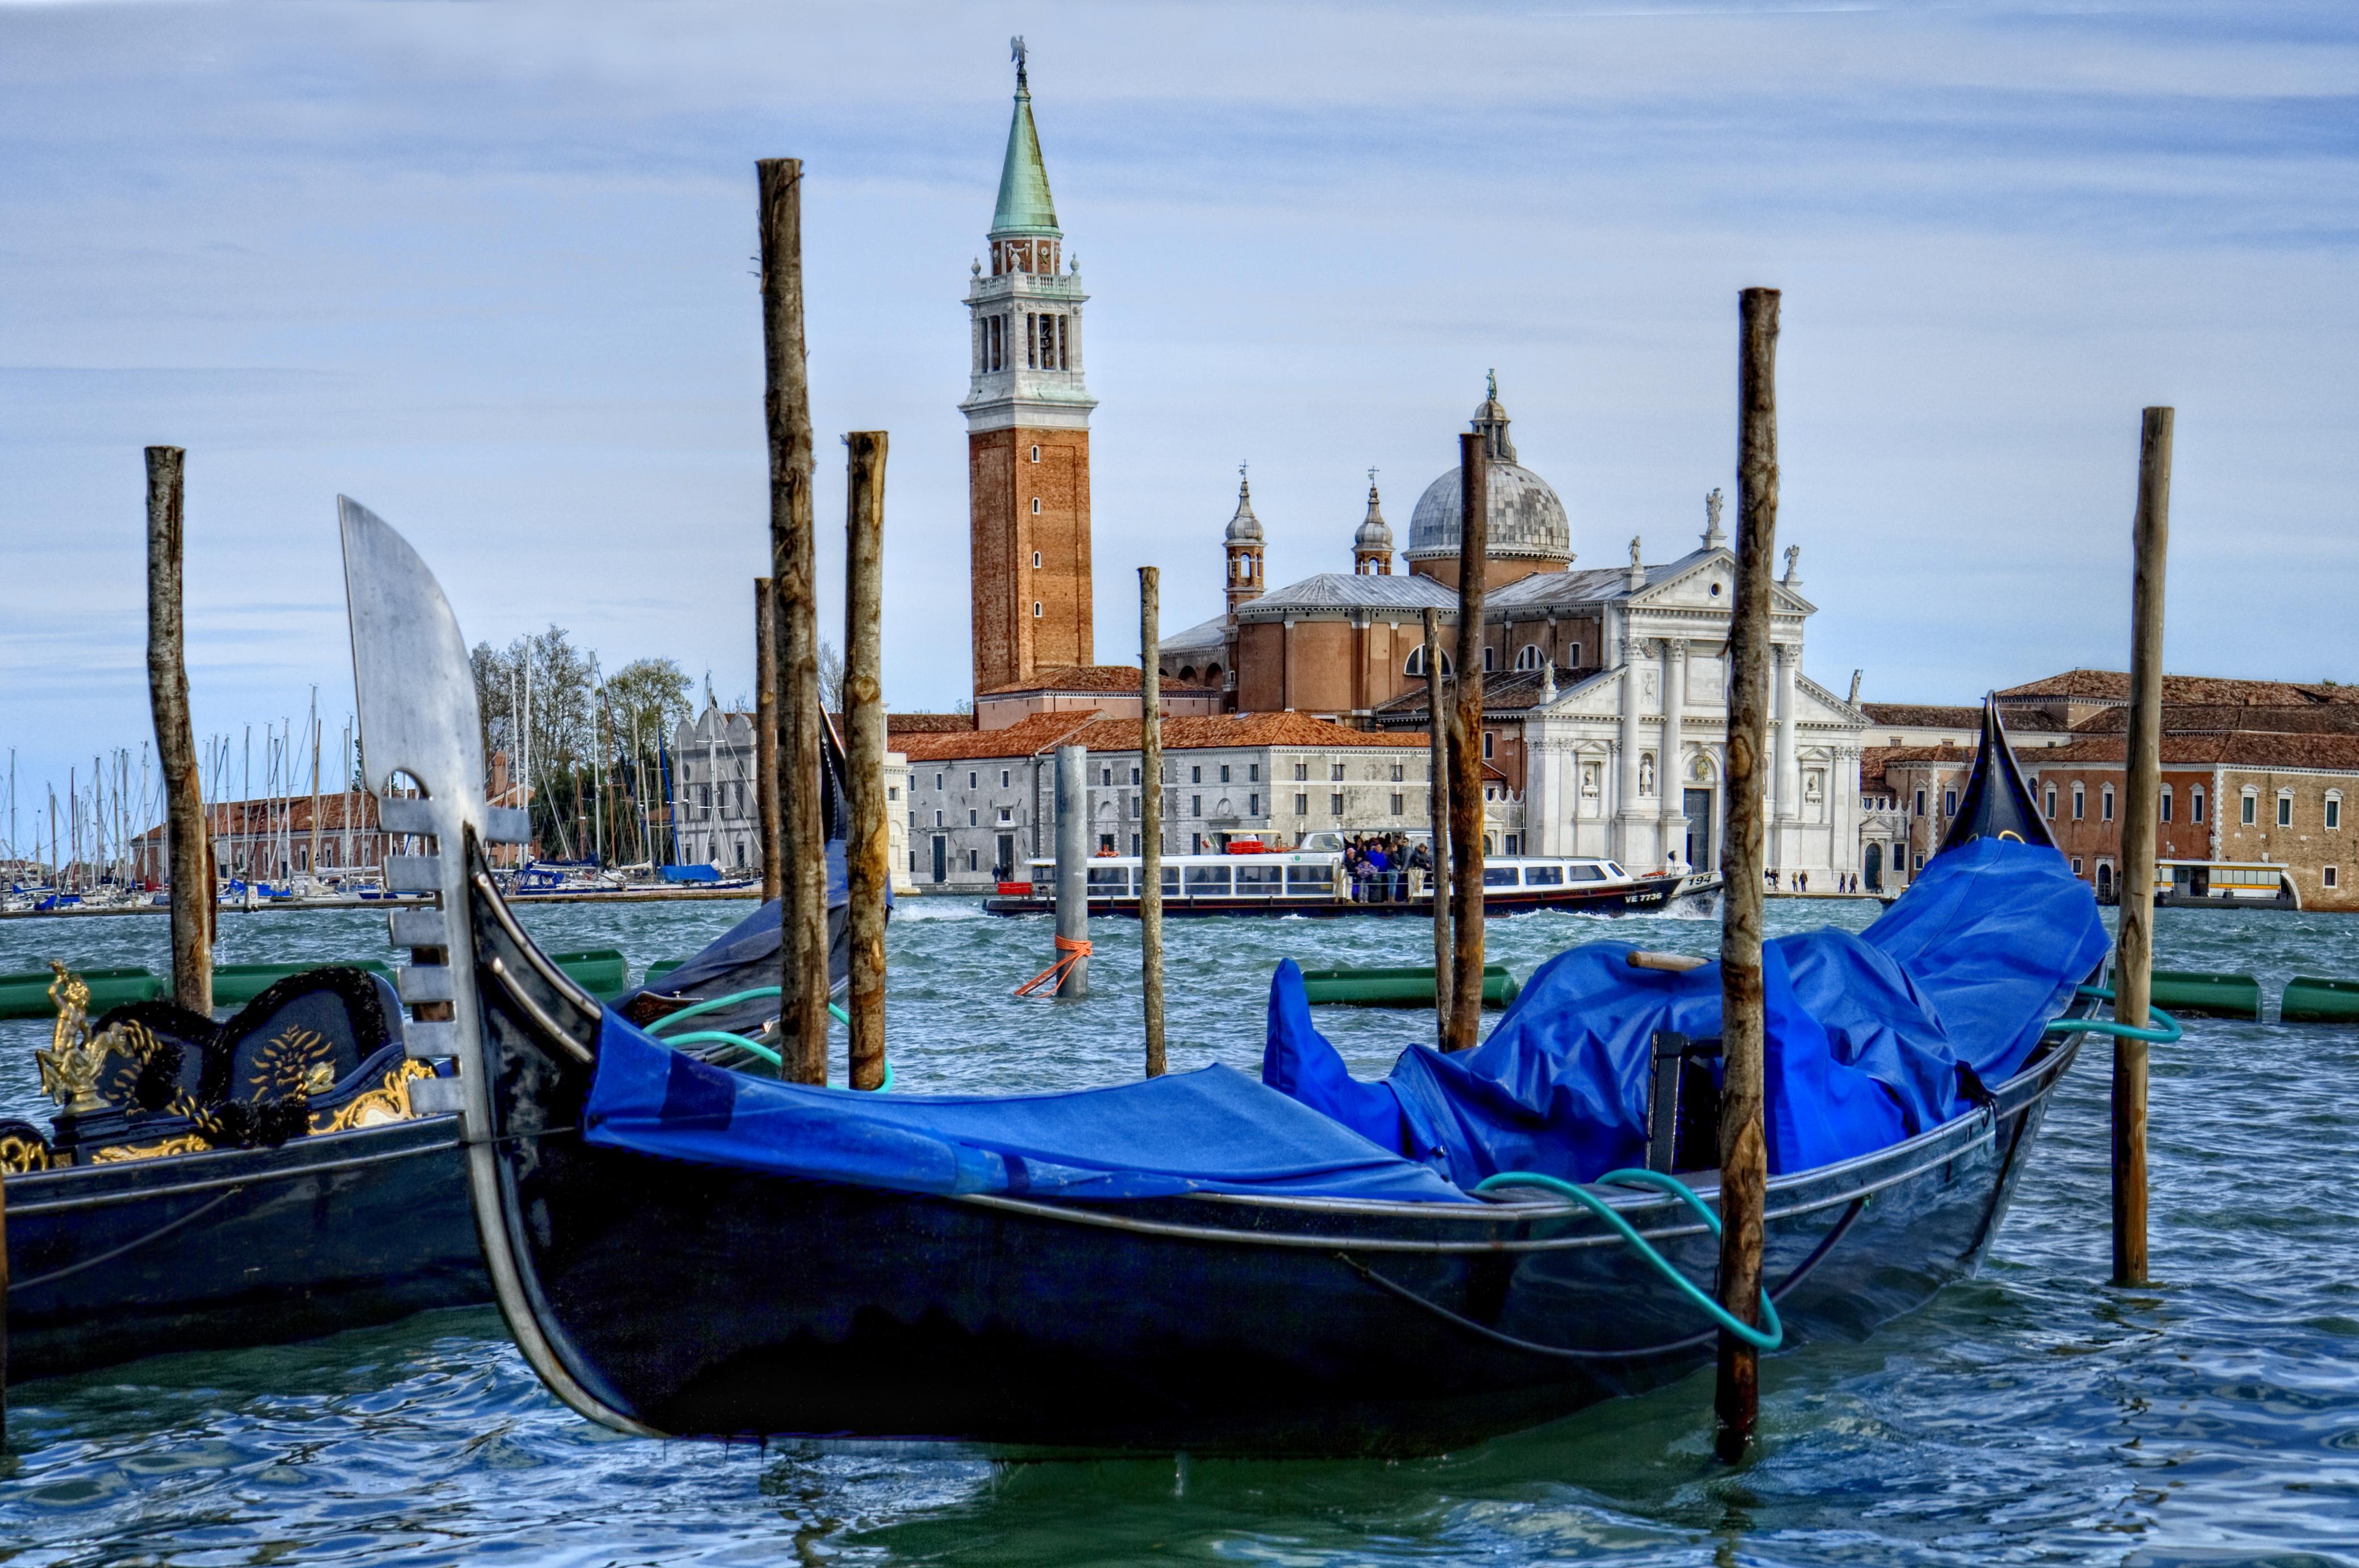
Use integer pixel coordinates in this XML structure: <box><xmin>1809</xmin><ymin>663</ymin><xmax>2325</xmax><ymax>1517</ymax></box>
<box><xmin>1640</xmin><ymin>753</ymin><xmax>1657</xmax><ymax>797</ymax></box>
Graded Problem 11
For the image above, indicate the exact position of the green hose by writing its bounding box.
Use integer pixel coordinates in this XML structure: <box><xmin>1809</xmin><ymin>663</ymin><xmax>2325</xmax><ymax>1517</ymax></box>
<box><xmin>641</xmin><ymin>985</ymin><xmax>887</xmax><ymax>1089</ymax></box>
<box><xmin>2056</xmin><ymin>985</ymin><xmax>2183</xmax><ymax>1044</ymax></box>
<box><xmin>1472</xmin><ymin>1168</ymin><xmax>1785</xmax><ymax>1350</ymax></box>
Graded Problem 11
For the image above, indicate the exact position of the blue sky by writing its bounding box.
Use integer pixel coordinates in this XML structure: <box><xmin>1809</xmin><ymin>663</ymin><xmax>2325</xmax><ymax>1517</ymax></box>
<box><xmin>3</xmin><ymin>1</ymin><xmax>2355</xmax><ymax>832</ymax></box>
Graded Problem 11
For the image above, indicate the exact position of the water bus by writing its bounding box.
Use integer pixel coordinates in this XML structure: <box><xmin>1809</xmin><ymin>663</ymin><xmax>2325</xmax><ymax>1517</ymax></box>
<box><xmin>983</xmin><ymin>843</ymin><xmax>1714</xmax><ymax>919</ymax></box>
<box><xmin>2098</xmin><ymin>857</ymin><xmax>2301</xmax><ymax>910</ymax></box>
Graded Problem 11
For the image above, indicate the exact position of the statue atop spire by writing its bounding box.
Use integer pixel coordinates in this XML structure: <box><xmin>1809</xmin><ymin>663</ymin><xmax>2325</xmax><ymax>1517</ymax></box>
<box><xmin>1011</xmin><ymin>34</ymin><xmax>1028</xmax><ymax>91</ymax></box>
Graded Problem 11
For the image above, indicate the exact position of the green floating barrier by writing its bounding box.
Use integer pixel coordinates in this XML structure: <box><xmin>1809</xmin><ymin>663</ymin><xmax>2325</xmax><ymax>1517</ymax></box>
<box><xmin>2280</xmin><ymin>975</ymin><xmax>2359</xmax><ymax>1024</ymax></box>
<box><xmin>2144</xmin><ymin>969</ymin><xmax>2262</xmax><ymax>1022</ymax></box>
<box><xmin>551</xmin><ymin>948</ymin><xmax>630</xmax><ymax>1002</ymax></box>
<box><xmin>1298</xmin><ymin>964</ymin><xmax>1520</xmax><ymax>1011</ymax></box>
<box><xmin>0</xmin><ymin>965</ymin><xmax>163</xmax><ymax>1021</ymax></box>
<box><xmin>211</xmin><ymin>960</ymin><xmax>394</xmax><ymax>1009</ymax></box>
<box><xmin>645</xmin><ymin>958</ymin><xmax>687</xmax><ymax>983</ymax></box>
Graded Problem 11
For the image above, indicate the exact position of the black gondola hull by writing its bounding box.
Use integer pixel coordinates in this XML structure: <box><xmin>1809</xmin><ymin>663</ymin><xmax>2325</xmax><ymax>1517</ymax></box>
<box><xmin>469</xmin><ymin>856</ymin><xmax>2079</xmax><ymax>1455</ymax></box>
<box><xmin>979</xmin><ymin>872</ymin><xmax>1712</xmax><ymax>921</ymax></box>
<box><xmin>3</xmin><ymin>1115</ymin><xmax>483</xmax><ymax>1383</ymax></box>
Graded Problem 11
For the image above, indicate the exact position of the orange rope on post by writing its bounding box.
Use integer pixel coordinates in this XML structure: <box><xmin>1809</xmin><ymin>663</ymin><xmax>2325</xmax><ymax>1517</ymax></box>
<box><xmin>1014</xmin><ymin>934</ymin><xmax>1094</xmax><ymax>998</ymax></box>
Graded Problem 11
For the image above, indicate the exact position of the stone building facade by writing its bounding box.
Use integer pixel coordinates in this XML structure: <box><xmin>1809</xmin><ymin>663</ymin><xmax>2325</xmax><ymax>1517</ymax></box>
<box><xmin>673</xmin><ymin>704</ymin><xmax>913</xmax><ymax>891</ymax></box>
<box><xmin>897</xmin><ymin>711</ymin><xmax>1428</xmax><ymax>892</ymax></box>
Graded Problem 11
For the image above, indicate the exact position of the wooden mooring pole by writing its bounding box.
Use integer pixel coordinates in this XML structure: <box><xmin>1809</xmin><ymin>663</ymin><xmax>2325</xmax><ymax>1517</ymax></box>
<box><xmin>1424</xmin><ymin>606</ymin><xmax>1453</xmax><ymax>1041</ymax></box>
<box><xmin>1140</xmin><ymin>566</ymin><xmax>1166</xmax><ymax>1075</ymax></box>
<box><xmin>147</xmin><ymin>445</ymin><xmax>211</xmax><ymax>1016</ymax></box>
<box><xmin>756</xmin><ymin>577</ymin><xmax>782</xmax><ymax>904</ymax></box>
<box><xmin>2113</xmin><ymin>406</ymin><xmax>2172</xmax><ymax>1287</ymax></box>
<box><xmin>1053</xmin><ymin>744</ymin><xmax>1089</xmax><ymax>998</ymax></box>
<box><xmin>844</xmin><ymin>432</ymin><xmax>889</xmax><ymax>1091</ymax></box>
<box><xmin>758</xmin><ymin>156</ymin><xmax>829</xmax><ymax>1083</ymax></box>
<box><xmin>1445</xmin><ymin>432</ymin><xmax>1488</xmax><ymax>1053</ymax></box>
<box><xmin>1717</xmin><ymin>286</ymin><xmax>1781</xmax><ymax>1463</ymax></box>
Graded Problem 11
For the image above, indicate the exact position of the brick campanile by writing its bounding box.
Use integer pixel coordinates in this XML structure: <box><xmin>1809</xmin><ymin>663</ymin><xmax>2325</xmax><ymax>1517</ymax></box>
<box><xmin>961</xmin><ymin>42</ymin><xmax>1098</xmax><ymax>698</ymax></box>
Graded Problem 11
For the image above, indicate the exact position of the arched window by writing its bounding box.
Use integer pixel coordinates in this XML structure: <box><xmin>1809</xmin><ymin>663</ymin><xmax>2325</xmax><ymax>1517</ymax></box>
<box><xmin>1404</xmin><ymin>647</ymin><xmax>1454</xmax><ymax>678</ymax></box>
<box><xmin>2192</xmin><ymin>786</ymin><xmax>2206</xmax><ymax>823</ymax></box>
<box><xmin>1514</xmin><ymin>644</ymin><xmax>1544</xmax><ymax>671</ymax></box>
<box><xmin>1178</xmin><ymin>665</ymin><xmax>1198</xmax><ymax>682</ymax></box>
<box><xmin>2043</xmin><ymin>785</ymin><xmax>2057</xmax><ymax>820</ymax></box>
<box><xmin>1204</xmin><ymin>662</ymin><xmax>1223</xmax><ymax>684</ymax></box>
<box><xmin>2160</xmin><ymin>784</ymin><xmax>2173</xmax><ymax>823</ymax></box>
<box><xmin>2072</xmin><ymin>783</ymin><xmax>2085</xmax><ymax>821</ymax></box>
<box><xmin>2328</xmin><ymin>791</ymin><xmax>2343</xmax><ymax>831</ymax></box>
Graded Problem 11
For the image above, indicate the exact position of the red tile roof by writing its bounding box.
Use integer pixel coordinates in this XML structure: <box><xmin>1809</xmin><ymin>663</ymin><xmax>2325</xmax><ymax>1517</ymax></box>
<box><xmin>886</xmin><ymin>712</ymin><xmax>975</xmax><ymax>736</ymax></box>
<box><xmin>1998</xmin><ymin>669</ymin><xmax>2359</xmax><ymax>706</ymax></box>
<box><xmin>2026</xmin><ymin>733</ymin><xmax>2359</xmax><ymax>770</ymax></box>
<box><xmin>893</xmin><ymin>710</ymin><xmax>1426</xmax><ymax>762</ymax></box>
<box><xmin>976</xmin><ymin>665</ymin><xmax>1218</xmax><ymax>697</ymax></box>
<box><xmin>1858</xmin><ymin>703</ymin><xmax>1985</xmax><ymax>729</ymax></box>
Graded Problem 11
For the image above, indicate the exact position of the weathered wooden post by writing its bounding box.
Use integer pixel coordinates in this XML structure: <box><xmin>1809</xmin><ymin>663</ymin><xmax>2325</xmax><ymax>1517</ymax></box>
<box><xmin>146</xmin><ymin>445</ymin><xmax>211</xmax><ymax>1015</ymax></box>
<box><xmin>1424</xmin><ymin>606</ymin><xmax>1453</xmax><ymax>1038</ymax></box>
<box><xmin>1140</xmin><ymin>566</ymin><xmax>1166</xmax><ymax>1075</ymax></box>
<box><xmin>844</xmin><ymin>432</ymin><xmax>890</xmax><ymax>1091</ymax></box>
<box><xmin>1445</xmin><ymin>433</ymin><xmax>1488</xmax><ymax>1052</ymax></box>
<box><xmin>758</xmin><ymin>156</ymin><xmax>829</xmax><ymax>1084</ymax></box>
<box><xmin>2113</xmin><ymin>406</ymin><xmax>2172</xmax><ymax>1287</ymax></box>
<box><xmin>1717</xmin><ymin>285</ymin><xmax>1780</xmax><ymax>1463</ymax></box>
<box><xmin>756</xmin><ymin>577</ymin><xmax>782</xmax><ymax>904</ymax></box>
<box><xmin>1053</xmin><ymin>744</ymin><xmax>1090</xmax><ymax>998</ymax></box>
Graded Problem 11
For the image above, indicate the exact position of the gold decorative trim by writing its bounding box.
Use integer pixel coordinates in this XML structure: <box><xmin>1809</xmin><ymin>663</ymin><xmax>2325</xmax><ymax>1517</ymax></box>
<box><xmin>316</xmin><ymin>1058</ymin><xmax>435</xmax><ymax>1133</ymax></box>
<box><xmin>90</xmin><ymin>1133</ymin><xmax>211</xmax><ymax>1164</ymax></box>
<box><xmin>0</xmin><ymin>1132</ymin><xmax>52</xmax><ymax>1174</ymax></box>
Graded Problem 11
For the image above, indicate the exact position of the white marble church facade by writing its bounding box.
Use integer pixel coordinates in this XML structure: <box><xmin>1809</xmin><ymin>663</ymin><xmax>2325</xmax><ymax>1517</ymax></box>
<box><xmin>1521</xmin><ymin>540</ymin><xmax>1866</xmax><ymax>884</ymax></box>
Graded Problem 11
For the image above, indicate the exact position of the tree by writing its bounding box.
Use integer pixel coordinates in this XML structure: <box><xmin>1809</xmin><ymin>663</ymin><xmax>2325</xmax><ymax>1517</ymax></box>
<box><xmin>819</xmin><ymin>640</ymin><xmax>846</xmax><ymax>714</ymax></box>
<box><xmin>606</xmin><ymin>658</ymin><xmax>694</xmax><ymax>758</ymax></box>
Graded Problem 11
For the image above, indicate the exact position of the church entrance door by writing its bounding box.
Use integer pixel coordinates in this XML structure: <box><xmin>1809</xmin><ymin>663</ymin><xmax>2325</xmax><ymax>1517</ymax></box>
<box><xmin>1864</xmin><ymin>841</ymin><xmax>1883</xmax><ymax>892</ymax></box>
<box><xmin>1683</xmin><ymin>789</ymin><xmax>1715</xmax><ymax>873</ymax></box>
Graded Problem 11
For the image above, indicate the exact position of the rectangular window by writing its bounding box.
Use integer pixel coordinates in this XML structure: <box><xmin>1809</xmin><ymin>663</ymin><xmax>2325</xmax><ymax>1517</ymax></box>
<box><xmin>998</xmin><ymin>807</ymin><xmax>1012</xmax><ymax>824</ymax></box>
<box><xmin>933</xmin><ymin>810</ymin><xmax>943</xmax><ymax>828</ymax></box>
<box><xmin>2072</xmin><ymin>786</ymin><xmax>2083</xmax><ymax>821</ymax></box>
<box><xmin>2072</xmin><ymin>857</ymin><xmax>2084</xmax><ymax>875</ymax></box>
<box><xmin>1391</xmin><ymin>763</ymin><xmax>1405</xmax><ymax>782</ymax></box>
<box><xmin>1294</xmin><ymin>762</ymin><xmax>1309</xmax><ymax>782</ymax></box>
<box><xmin>2329</xmin><ymin>797</ymin><xmax>2343</xmax><ymax>830</ymax></box>
<box><xmin>2193</xmin><ymin>789</ymin><xmax>2206</xmax><ymax>823</ymax></box>
<box><xmin>2243</xmin><ymin>794</ymin><xmax>2257</xmax><ymax>825</ymax></box>
<box><xmin>1191</xmin><ymin>795</ymin><xmax>1201</xmax><ymax>815</ymax></box>
<box><xmin>1192</xmin><ymin>766</ymin><xmax>1203</xmax><ymax>783</ymax></box>
<box><xmin>1294</xmin><ymin>793</ymin><xmax>1308</xmax><ymax>816</ymax></box>
<box><xmin>969</xmin><ymin>772</ymin><xmax>978</xmax><ymax>789</ymax></box>
<box><xmin>2327</xmin><ymin>866</ymin><xmax>2340</xmax><ymax>888</ymax></box>
<box><xmin>1483</xmin><ymin>732</ymin><xmax>1496</xmax><ymax>761</ymax></box>
<box><xmin>1132</xmin><ymin>766</ymin><xmax>1142</xmax><ymax>785</ymax></box>
<box><xmin>1249</xmin><ymin>793</ymin><xmax>1261</xmax><ymax>815</ymax></box>
<box><xmin>2279</xmin><ymin>795</ymin><xmax>2293</xmax><ymax>827</ymax></box>
<box><xmin>1390</xmin><ymin>793</ymin><xmax>1404</xmax><ymax>815</ymax></box>
<box><xmin>2044</xmin><ymin>786</ymin><xmax>2057</xmax><ymax>820</ymax></box>
<box><xmin>1330</xmin><ymin>763</ymin><xmax>1345</xmax><ymax>782</ymax></box>
<box><xmin>1219</xmin><ymin>765</ymin><xmax>1231</xmax><ymax>783</ymax></box>
<box><xmin>1025</xmin><ymin>313</ymin><xmax>1037</xmax><ymax>368</ymax></box>
<box><xmin>1249</xmin><ymin>764</ymin><xmax>1260</xmax><ymax>782</ymax></box>
<box><xmin>1057</xmin><ymin>314</ymin><xmax>1068</xmax><ymax>369</ymax></box>
<box><xmin>2160</xmin><ymin>787</ymin><xmax>2172</xmax><ymax>823</ymax></box>
<box><xmin>967</xmin><ymin>849</ymin><xmax>979</xmax><ymax>871</ymax></box>
<box><xmin>1101</xmin><ymin>765</ymin><xmax>1111</xmax><ymax>786</ymax></box>
<box><xmin>1945</xmin><ymin>789</ymin><xmax>1958</xmax><ymax>816</ymax></box>
<box><xmin>1918</xmin><ymin>790</ymin><xmax>1928</xmax><ymax>817</ymax></box>
<box><xmin>2101</xmin><ymin>788</ymin><xmax>2114</xmax><ymax>823</ymax></box>
<box><xmin>1482</xmin><ymin>647</ymin><xmax>1495</xmax><ymax>672</ymax></box>
<box><xmin>1329</xmin><ymin>793</ymin><xmax>1344</xmax><ymax>816</ymax></box>
<box><xmin>968</xmin><ymin>810</ymin><xmax>978</xmax><ymax>828</ymax></box>
<box><xmin>1130</xmin><ymin>833</ymin><xmax>1140</xmax><ymax>856</ymax></box>
<box><xmin>1568</xmin><ymin>641</ymin><xmax>1581</xmax><ymax>666</ymax></box>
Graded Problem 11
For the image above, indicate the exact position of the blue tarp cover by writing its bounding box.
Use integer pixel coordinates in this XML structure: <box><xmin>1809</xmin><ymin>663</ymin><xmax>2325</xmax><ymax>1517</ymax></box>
<box><xmin>1264</xmin><ymin>837</ymin><xmax>2107</xmax><ymax>1186</ymax></box>
<box><xmin>614</xmin><ymin>842</ymin><xmax>852</xmax><ymax>1031</ymax></box>
<box><xmin>582</xmin><ymin>1012</ymin><xmax>1474</xmax><ymax>1204</ymax></box>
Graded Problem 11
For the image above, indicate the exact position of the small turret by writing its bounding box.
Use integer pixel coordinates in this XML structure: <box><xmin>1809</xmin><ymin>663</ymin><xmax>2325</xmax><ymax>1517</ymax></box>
<box><xmin>1224</xmin><ymin>465</ymin><xmax>1264</xmax><ymax>615</ymax></box>
<box><xmin>1352</xmin><ymin>470</ymin><xmax>1393</xmax><ymax>575</ymax></box>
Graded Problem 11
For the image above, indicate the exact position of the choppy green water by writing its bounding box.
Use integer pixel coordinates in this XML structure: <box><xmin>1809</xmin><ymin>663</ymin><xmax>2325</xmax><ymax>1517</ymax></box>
<box><xmin>1</xmin><ymin>896</ymin><xmax>2356</xmax><ymax>1565</ymax></box>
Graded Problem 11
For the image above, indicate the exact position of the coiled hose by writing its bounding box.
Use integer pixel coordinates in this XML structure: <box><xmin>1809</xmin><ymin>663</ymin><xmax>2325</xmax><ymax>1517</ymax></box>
<box><xmin>643</xmin><ymin>986</ymin><xmax>891</xmax><ymax>1090</ymax></box>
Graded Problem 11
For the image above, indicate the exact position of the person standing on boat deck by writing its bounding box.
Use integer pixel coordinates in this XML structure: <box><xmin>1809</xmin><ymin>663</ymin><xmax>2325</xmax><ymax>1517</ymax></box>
<box><xmin>1367</xmin><ymin>841</ymin><xmax>1391</xmax><ymax>904</ymax></box>
<box><xmin>1408</xmin><ymin>837</ymin><xmax>1432</xmax><ymax>899</ymax></box>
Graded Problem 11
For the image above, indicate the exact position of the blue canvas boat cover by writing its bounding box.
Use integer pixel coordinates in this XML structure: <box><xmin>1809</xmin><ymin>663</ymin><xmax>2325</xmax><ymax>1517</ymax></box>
<box><xmin>1264</xmin><ymin>837</ymin><xmax>2108</xmax><ymax>1187</ymax></box>
<box><xmin>582</xmin><ymin>1011</ymin><xmax>1474</xmax><ymax>1204</ymax></box>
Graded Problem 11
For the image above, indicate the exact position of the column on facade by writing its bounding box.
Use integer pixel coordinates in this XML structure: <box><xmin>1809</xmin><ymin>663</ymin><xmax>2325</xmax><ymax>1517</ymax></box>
<box><xmin>1616</xmin><ymin>643</ymin><xmax>1645</xmax><ymax>864</ymax></box>
<box><xmin>1657</xmin><ymin>637</ymin><xmax>1686</xmax><ymax>866</ymax></box>
<box><xmin>1772</xmin><ymin>642</ymin><xmax>1798</xmax><ymax>834</ymax></box>
<box><xmin>1837</xmin><ymin>746</ymin><xmax>1860</xmax><ymax>882</ymax></box>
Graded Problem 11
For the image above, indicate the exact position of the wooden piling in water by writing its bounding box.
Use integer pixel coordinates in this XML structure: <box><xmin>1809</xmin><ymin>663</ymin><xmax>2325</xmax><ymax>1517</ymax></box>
<box><xmin>1716</xmin><ymin>286</ymin><xmax>1781</xmax><ymax>1464</ymax></box>
<box><xmin>756</xmin><ymin>577</ymin><xmax>782</xmax><ymax>904</ymax></box>
<box><xmin>2113</xmin><ymin>406</ymin><xmax>2172</xmax><ymax>1288</ymax></box>
<box><xmin>844</xmin><ymin>432</ymin><xmax>889</xmax><ymax>1091</ymax></box>
<box><xmin>1140</xmin><ymin>566</ymin><xmax>1166</xmax><ymax>1075</ymax></box>
<box><xmin>758</xmin><ymin>156</ymin><xmax>829</xmax><ymax>1084</ymax></box>
<box><xmin>1445</xmin><ymin>434</ymin><xmax>1488</xmax><ymax>1053</ymax></box>
<box><xmin>1424</xmin><ymin>606</ymin><xmax>1453</xmax><ymax>1041</ymax></box>
<box><xmin>1053</xmin><ymin>744</ymin><xmax>1089</xmax><ymax>998</ymax></box>
<box><xmin>146</xmin><ymin>445</ymin><xmax>211</xmax><ymax>1015</ymax></box>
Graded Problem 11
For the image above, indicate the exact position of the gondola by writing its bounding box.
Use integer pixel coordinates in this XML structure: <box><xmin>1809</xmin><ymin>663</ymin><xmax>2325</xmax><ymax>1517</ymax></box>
<box><xmin>344</xmin><ymin>500</ymin><xmax>2135</xmax><ymax>1457</ymax></box>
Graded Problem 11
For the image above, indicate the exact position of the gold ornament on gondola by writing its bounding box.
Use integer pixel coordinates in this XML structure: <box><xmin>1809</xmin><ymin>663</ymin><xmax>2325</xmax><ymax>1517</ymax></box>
<box><xmin>37</xmin><ymin>962</ymin><xmax>114</xmax><ymax>1117</ymax></box>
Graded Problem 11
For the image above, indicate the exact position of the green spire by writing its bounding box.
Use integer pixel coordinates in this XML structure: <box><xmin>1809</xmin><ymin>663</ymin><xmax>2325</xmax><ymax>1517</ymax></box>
<box><xmin>991</xmin><ymin>57</ymin><xmax>1060</xmax><ymax>238</ymax></box>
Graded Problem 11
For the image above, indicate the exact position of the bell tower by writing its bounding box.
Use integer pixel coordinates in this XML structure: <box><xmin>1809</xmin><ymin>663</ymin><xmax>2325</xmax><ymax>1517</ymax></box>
<box><xmin>1224</xmin><ymin>467</ymin><xmax>1265</xmax><ymax>615</ymax></box>
<box><xmin>962</xmin><ymin>39</ymin><xmax>1098</xmax><ymax>698</ymax></box>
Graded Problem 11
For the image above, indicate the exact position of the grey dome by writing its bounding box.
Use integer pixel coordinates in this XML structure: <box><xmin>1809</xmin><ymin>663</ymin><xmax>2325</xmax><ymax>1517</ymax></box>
<box><xmin>1224</xmin><ymin>476</ymin><xmax>1263</xmax><ymax>544</ymax></box>
<box><xmin>1404</xmin><ymin>374</ymin><xmax>1572</xmax><ymax>564</ymax></box>
<box><xmin>1353</xmin><ymin>479</ymin><xmax>1392</xmax><ymax>552</ymax></box>
<box><xmin>1406</xmin><ymin>461</ymin><xmax>1570</xmax><ymax>562</ymax></box>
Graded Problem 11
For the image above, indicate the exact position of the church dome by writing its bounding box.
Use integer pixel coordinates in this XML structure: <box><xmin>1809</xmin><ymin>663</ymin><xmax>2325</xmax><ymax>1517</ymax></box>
<box><xmin>1353</xmin><ymin>478</ymin><xmax>1392</xmax><ymax>553</ymax></box>
<box><xmin>1403</xmin><ymin>375</ymin><xmax>1572</xmax><ymax>565</ymax></box>
<box><xmin>1224</xmin><ymin>474</ymin><xmax>1264</xmax><ymax>544</ymax></box>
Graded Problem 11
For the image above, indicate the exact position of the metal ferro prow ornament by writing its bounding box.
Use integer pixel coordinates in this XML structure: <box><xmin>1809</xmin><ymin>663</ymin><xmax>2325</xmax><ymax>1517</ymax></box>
<box><xmin>39</xmin><ymin>961</ymin><xmax>115</xmax><ymax>1116</ymax></box>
